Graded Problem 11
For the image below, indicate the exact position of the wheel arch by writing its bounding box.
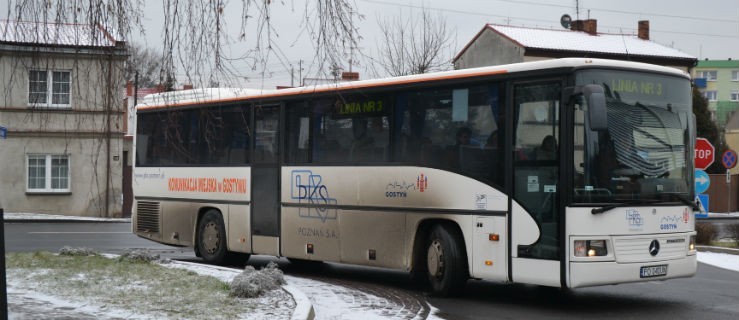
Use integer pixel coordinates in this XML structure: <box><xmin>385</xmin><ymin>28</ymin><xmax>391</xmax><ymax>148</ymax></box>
<box><xmin>410</xmin><ymin>218</ymin><xmax>470</xmax><ymax>277</ymax></box>
<box><xmin>194</xmin><ymin>206</ymin><xmax>225</xmax><ymax>245</ymax></box>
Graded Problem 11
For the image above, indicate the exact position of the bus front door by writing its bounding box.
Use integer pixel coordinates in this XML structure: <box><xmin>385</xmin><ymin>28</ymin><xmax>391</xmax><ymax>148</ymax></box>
<box><xmin>251</xmin><ymin>104</ymin><xmax>281</xmax><ymax>255</ymax></box>
<box><xmin>510</xmin><ymin>81</ymin><xmax>562</xmax><ymax>287</ymax></box>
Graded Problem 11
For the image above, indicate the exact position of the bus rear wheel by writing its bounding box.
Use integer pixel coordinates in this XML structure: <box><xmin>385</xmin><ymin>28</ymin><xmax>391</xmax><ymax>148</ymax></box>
<box><xmin>197</xmin><ymin>210</ymin><xmax>228</xmax><ymax>264</ymax></box>
<box><xmin>425</xmin><ymin>224</ymin><xmax>467</xmax><ymax>297</ymax></box>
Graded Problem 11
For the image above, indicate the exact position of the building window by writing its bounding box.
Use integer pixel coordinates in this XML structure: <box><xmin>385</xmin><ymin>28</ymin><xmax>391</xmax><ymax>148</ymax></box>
<box><xmin>731</xmin><ymin>91</ymin><xmax>739</xmax><ymax>102</ymax></box>
<box><xmin>27</xmin><ymin>154</ymin><xmax>70</xmax><ymax>192</ymax></box>
<box><xmin>28</xmin><ymin>70</ymin><xmax>71</xmax><ymax>107</ymax></box>
<box><xmin>698</xmin><ymin>70</ymin><xmax>718</xmax><ymax>81</ymax></box>
<box><xmin>704</xmin><ymin>91</ymin><xmax>718</xmax><ymax>101</ymax></box>
<box><xmin>732</xmin><ymin>70</ymin><xmax>739</xmax><ymax>81</ymax></box>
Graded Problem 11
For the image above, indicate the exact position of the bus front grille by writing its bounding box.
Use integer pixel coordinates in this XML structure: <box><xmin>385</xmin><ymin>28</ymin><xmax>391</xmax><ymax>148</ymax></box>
<box><xmin>613</xmin><ymin>236</ymin><xmax>687</xmax><ymax>263</ymax></box>
<box><xmin>136</xmin><ymin>201</ymin><xmax>160</xmax><ymax>234</ymax></box>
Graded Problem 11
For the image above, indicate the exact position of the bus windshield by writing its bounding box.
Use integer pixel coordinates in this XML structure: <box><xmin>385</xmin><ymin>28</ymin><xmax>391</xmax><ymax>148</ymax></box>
<box><xmin>573</xmin><ymin>69</ymin><xmax>693</xmax><ymax>204</ymax></box>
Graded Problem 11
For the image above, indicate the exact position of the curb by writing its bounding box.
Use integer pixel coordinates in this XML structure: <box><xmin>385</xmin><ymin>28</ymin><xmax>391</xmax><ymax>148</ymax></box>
<box><xmin>2</xmin><ymin>212</ymin><xmax>130</xmax><ymax>223</ymax></box>
<box><xmin>697</xmin><ymin>245</ymin><xmax>739</xmax><ymax>255</ymax></box>
<box><xmin>3</xmin><ymin>219</ymin><xmax>131</xmax><ymax>223</ymax></box>
<box><xmin>284</xmin><ymin>285</ymin><xmax>316</xmax><ymax>320</ymax></box>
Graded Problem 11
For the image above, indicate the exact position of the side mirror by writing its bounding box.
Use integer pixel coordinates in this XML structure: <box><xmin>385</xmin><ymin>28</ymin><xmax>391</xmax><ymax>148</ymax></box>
<box><xmin>573</xmin><ymin>84</ymin><xmax>608</xmax><ymax>131</ymax></box>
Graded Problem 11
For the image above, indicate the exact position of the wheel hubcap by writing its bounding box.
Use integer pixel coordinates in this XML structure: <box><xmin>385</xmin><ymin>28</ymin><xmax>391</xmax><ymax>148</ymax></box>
<box><xmin>202</xmin><ymin>221</ymin><xmax>219</xmax><ymax>254</ymax></box>
<box><xmin>427</xmin><ymin>240</ymin><xmax>445</xmax><ymax>278</ymax></box>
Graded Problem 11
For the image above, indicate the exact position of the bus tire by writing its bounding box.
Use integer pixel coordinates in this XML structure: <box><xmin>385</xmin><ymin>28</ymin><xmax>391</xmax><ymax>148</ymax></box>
<box><xmin>287</xmin><ymin>258</ymin><xmax>325</xmax><ymax>270</ymax></box>
<box><xmin>225</xmin><ymin>252</ymin><xmax>251</xmax><ymax>266</ymax></box>
<box><xmin>425</xmin><ymin>224</ymin><xmax>468</xmax><ymax>297</ymax></box>
<box><xmin>197</xmin><ymin>210</ymin><xmax>228</xmax><ymax>264</ymax></box>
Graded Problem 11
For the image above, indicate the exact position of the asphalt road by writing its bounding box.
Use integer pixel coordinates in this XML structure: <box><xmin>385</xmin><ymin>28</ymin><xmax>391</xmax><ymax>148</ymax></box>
<box><xmin>4</xmin><ymin>221</ymin><xmax>739</xmax><ymax>320</ymax></box>
<box><xmin>3</xmin><ymin>221</ymin><xmax>195</xmax><ymax>259</ymax></box>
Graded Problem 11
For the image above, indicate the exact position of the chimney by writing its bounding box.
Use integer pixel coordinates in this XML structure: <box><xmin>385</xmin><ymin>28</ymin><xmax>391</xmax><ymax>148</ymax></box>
<box><xmin>341</xmin><ymin>71</ymin><xmax>359</xmax><ymax>81</ymax></box>
<box><xmin>126</xmin><ymin>81</ymin><xmax>133</xmax><ymax>96</ymax></box>
<box><xmin>638</xmin><ymin>20</ymin><xmax>650</xmax><ymax>40</ymax></box>
<box><xmin>571</xmin><ymin>19</ymin><xmax>598</xmax><ymax>36</ymax></box>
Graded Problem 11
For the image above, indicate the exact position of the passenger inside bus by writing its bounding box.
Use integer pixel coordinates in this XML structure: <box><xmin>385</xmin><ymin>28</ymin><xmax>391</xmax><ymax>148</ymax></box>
<box><xmin>485</xmin><ymin>130</ymin><xmax>499</xmax><ymax>149</ymax></box>
<box><xmin>535</xmin><ymin>135</ymin><xmax>557</xmax><ymax>160</ymax></box>
<box><xmin>447</xmin><ymin>127</ymin><xmax>473</xmax><ymax>168</ymax></box>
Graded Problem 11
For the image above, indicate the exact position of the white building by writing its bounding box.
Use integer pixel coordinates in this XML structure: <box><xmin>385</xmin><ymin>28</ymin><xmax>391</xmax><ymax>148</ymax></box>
<box><xmin>454</xmin><ymin>20</ymin><xmax>697</xmax><ymax>73</ymax></box>
<box><xmin>0</xmin><ymin>20</ymin><xmax>127</xmax><ymax>217</ymax></box>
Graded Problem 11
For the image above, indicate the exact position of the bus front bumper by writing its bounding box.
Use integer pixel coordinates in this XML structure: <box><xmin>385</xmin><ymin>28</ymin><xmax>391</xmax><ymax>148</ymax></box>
<box><xmin>568</xmin><ymin>254</ymin><xmax>697</xmax><ymax>288</ymax></box>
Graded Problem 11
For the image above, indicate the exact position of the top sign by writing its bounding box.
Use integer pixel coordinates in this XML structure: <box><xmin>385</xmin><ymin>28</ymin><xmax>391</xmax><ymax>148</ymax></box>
<box><xmin>695</xmin><ymin>138</ymin><xmax>715</xmax><ymax>170</ymax></box>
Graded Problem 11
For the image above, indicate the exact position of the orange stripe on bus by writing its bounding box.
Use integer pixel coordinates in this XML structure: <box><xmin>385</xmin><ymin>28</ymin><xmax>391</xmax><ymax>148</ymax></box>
<box><xmin>137</xmin><ymin>69</ymin><xmax>508</xmax><ymax>111</ymax></box>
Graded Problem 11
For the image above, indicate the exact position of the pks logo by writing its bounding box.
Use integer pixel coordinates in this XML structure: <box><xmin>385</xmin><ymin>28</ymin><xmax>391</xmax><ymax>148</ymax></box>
<box><xmin>626</xmin><ymin>209</ymin><xmax>643</xmax><ymax>229</ymax></box>
<box><xmin>291</xmin><ymin>170</ymin><xmax>338</xmax><ymax>222</ymax></box>
<box><xmin>417</xmin><ymin>173</ymin><xmax>428</xmax><ymax>192</ymax></box>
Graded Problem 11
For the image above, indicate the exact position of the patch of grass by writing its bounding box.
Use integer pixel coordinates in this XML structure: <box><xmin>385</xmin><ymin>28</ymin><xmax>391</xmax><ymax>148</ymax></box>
<box><xmin>708</xmin><ymin>241</ymin><xmax>739</xmax><ymax>249</ymax></box>
<box><xmin>6</xmin><ymin>251</ymin><xmax>258</xmax><ymax>319</ymax></box>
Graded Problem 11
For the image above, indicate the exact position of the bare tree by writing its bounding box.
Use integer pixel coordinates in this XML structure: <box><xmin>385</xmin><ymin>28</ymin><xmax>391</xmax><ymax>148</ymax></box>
<box><xmin>3</xmin><ymin>1</ymin><xmax>363</xmax><ymax>87</ymax></box>
<box><xmin>158</xmin><ymin>0</ymin><xmax>362</xmax><ymax>87</ymax></box>
<box><xmin>376</xmin><ymin>8</ymin><xmax>454</xmax><ymax>76</ymax></box>
<box><xmin>0</xmin><ymin>0</ymin><xmax>364</xmax><ymax>217</ymax></box>
<box><xmin>124</xmin><ymin>42</ymin><xmax>165</xmax><ymax>88</ymax></box>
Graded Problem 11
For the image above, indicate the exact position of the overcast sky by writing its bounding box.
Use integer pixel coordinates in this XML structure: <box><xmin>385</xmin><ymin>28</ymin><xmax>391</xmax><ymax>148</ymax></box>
<box><xmin>4</xmin><ymin>0</ymin><xmax>738</xmax><ymax>88</ymax></box>
<box><xmin>143</xmin><ymin>0</ymin><xmax>735</xmax><ymax>88</ymax></box>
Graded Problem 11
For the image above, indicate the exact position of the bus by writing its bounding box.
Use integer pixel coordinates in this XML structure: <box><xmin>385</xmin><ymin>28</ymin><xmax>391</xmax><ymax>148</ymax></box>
<box><xmin>133</xmin><ymin>58</ymin><xmax>697</xmax><ymax>296</ymax></box>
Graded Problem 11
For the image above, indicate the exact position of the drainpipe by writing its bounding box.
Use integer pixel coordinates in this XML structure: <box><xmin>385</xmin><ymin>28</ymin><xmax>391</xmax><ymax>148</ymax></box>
<box><xmin>105</xmin><ymin>53</ymin><xmax>112</xmax><ymax>217</ymax></box>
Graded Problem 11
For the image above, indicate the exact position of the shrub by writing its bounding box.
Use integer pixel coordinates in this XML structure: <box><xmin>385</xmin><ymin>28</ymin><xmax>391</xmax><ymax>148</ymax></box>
<box><xmin>229</xmin><ymin>262</ymin><xmax>285</xmax><ymax>298</ymax></box>
<box><xmin>59</xmin><ymin>246</ymin><xmax>99</xmax><ymax>256</ymax></box>
<box><xmin>695</xmin><ymin>222</ymin><xmax>716</xmax><ymax>245</ymax></box>
<box><xmin>119</xmin><ymin>249</ymin><xmax>160</xmax><ymax>263</ymax></box>
<box><xmin>729</xmin><ymin>223</ymin><xmax>739</xmax><ymax>246</ymax></box>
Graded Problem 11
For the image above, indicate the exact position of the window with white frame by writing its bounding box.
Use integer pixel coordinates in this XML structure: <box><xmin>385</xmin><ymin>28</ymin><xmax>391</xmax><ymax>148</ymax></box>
<box><xmin>27</xmin><ymin>154</ymin><xmax>70</xmax><ymax>192</ymax></box>
<box><xmin>704</xmin><ymin>91</ymin><xmax>718</xmax><ymax>101</ymax></box>
<box><xmin>731</xmin><ymin>91</ymin><xmax>739</xmax><ymax>101</ymax></box>
<box><xmin>732</xmin><ymin>70</ymin><xmax>739</xmax><ymax>81</ymax></box>
<box><xmin>698</xmin><ymin>70</ymin><xmax>718</xmax><ymax>81</ymax></box>
<box><xmin>28</xmin><ymin>70</ymin><xmax>71</xmax><ymax>107</ymax></box>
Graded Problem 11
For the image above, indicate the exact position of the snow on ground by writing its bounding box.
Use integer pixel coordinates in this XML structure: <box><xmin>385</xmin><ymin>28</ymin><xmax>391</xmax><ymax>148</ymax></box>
<box><xmin>3</xmin><ymin>212</ymin><xmax>736</xmax><ymax>319</ymax></box>
<box><xmin>7</xmin><ymin>256</ymin><xmax>437</xmax><ymax>320</ymax></box>
<box><xmin>11</xmin><ymin>253</ymin><xmax>733</xmax><ymax>320</ymax></box>
<box><xmin>7</xmin><ymin>269</ymin><xmax>160</xmax><ymax>320</ymax></box>
<box><xmin>164</xmin><ymin>260</ymin><xmax>438</xmax><ymax>320</ymax></box>
<box><xmin>697</xmin><ymin>250</ymin><xmax>739</xmax><ymax>272</ymax></box>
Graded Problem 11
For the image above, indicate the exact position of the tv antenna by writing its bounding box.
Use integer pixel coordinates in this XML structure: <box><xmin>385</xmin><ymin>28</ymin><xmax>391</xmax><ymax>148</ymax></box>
<box><xmin>560</xmin><ymin>14</ymin><xmax>572</xmax><ymax>29</ymax></box>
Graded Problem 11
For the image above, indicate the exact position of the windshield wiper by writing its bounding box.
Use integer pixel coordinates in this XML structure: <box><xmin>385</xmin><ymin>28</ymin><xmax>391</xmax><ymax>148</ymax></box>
<box><xmin>591</xmin><ymin>199</ymin><xmax>660</xmax><ymax>214</ymax></box>
<box><xmin>592</xmin><ymin>195</ymin><xmax>700</xmax><ymax>214</ymax></box>
<box><xmin>668</xmin><ymin>193</ymin><xmax>701</xmax><ymax>211</ymax></box>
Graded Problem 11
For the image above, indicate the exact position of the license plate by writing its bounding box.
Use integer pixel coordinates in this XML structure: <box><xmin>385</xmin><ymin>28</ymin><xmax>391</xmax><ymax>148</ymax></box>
<box><xmin>640</xmin><ymin>265</ymin><xmax>668</xmax><ymax>278</ymax></box>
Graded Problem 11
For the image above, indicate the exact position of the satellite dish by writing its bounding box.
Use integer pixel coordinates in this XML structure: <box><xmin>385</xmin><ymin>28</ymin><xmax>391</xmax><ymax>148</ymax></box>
<box><xmin>560</xmin><ymin>14</ymin><xmax>572</xmax><ymax>29</ymax></box>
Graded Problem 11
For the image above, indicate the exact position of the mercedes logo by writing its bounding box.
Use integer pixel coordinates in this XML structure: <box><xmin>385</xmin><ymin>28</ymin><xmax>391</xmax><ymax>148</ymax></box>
<box><xmin>649</xmin><ymin>240</ymin><xmax>660</xmax><ymax>256</ymax></box>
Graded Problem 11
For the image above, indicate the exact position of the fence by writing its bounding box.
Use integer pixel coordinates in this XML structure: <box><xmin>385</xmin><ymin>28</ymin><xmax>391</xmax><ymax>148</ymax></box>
<box><xmin>705</xmin><ymin>174</ymin><xmax>739</xmax><ymax>213</ymax></box>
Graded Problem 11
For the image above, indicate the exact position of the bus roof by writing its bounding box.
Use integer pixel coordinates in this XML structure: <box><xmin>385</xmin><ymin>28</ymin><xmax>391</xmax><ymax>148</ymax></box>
<box><xmin>137</xmin><ymin>58</ymin><xmax>689</xmax><ymax>111</ymax></box>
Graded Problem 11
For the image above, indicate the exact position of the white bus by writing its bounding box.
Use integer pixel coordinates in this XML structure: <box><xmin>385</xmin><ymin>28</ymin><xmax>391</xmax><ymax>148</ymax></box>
<box><xmin>133</xmin><ymin>58</ymin><xmax>697</xmax><ymax>296</ymax></box>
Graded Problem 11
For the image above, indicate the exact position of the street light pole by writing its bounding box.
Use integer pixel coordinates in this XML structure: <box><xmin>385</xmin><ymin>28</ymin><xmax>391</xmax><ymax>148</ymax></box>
<box><xmin>1</xmin><ymin>208</ymin><xmax>8</xmax><ymax>320</ymax></box>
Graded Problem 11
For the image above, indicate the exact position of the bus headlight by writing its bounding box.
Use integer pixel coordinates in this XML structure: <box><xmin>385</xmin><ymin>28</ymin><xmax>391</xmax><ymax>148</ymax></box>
<box><xmin>689</xmin><ymin>235</ymin><xmax>696</xmax><ymax>254</ymax></box>
<box><xmin>574</xmin><ymin>240</ymin><xmax>608</xmax><ymax>257</ymax></box>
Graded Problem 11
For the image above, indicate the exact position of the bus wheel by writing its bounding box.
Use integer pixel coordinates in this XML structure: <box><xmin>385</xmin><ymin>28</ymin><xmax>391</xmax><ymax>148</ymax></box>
<box><xmin>287</xmin><ymin>258</ymin><xmax>325</xmax><ymax>270</ymax></box>
<box><xmin>425</xmin><ymin>224</ymin><xmax>467</xmax><ymax>297</ymax></box>
<box><xmin>197</xmin><ymin>210</ymin><xmax>228</xmax><ymax>264</ymax></box>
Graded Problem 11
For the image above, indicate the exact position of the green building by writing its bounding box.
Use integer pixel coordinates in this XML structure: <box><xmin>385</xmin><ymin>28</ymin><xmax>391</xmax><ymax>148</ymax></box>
<box><xmin>692</xmin><ymin>59</ymin><xmax>739</xmax><ymax>126</ymax></box>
